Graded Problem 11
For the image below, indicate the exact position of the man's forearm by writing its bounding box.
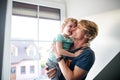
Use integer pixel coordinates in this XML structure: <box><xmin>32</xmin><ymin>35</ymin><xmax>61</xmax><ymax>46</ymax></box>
<box><xmin>58</xmin><ymin>59</ymin><xmax>74</xmax><ymax>80</ymax></box>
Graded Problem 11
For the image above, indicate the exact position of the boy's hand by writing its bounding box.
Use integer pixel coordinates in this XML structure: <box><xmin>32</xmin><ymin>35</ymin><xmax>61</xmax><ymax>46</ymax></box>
<box><xmin>74</xmin><ymin>50</ymin><xmax>83</xmax><ymax>57</ymax></box>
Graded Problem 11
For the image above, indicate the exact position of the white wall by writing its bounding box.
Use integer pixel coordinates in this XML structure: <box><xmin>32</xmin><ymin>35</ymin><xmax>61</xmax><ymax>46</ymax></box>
<box><xmin>65</xmin><ymin>0</ymin><xmax>120</xmax><ymax>19</ymax></box>
<box><xmin>65</xmin><ymin>0</ymin><xmax>120</xmax><ymax>80</ymax></box>
<box><xmin>84</xmin><ymin>9</ymin><xmax>120</xmax><ymax>80</ymax></box>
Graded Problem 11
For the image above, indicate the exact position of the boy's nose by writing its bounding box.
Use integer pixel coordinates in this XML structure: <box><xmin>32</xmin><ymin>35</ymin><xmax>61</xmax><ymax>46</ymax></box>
<box><xmin>71</xmin><ymin>27</ymin><xmax>76</xmax><ymax>34</ymax></box>
<box><xmin>71</xmin><ymin>27</ymin><xmax>76</xmax><ymax>31</ymax></box>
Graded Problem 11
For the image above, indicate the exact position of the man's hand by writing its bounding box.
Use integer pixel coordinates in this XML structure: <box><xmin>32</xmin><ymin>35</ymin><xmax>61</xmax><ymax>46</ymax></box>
<box><xmin>45</xmin><ymin>67</ymin><xmax>57</xmax><ymax>79</ymax></box>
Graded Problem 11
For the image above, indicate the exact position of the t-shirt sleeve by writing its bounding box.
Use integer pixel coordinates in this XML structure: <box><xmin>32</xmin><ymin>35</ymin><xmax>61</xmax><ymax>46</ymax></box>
<box><xmin>75</xmin><ymin>50</ymin><xmax>95</xmax><ymax>71</ymax></box>
<box><xmin>54</xmin><ymin>34</ymin><xmax>63</xmax><ymax>42</ymax></box>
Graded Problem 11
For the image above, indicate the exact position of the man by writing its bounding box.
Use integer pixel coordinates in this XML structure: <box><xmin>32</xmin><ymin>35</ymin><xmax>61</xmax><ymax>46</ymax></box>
<box><xmin>46</xmin><ymin>19</ymin><xmax>98</xmax><ymax>80</ymax></box>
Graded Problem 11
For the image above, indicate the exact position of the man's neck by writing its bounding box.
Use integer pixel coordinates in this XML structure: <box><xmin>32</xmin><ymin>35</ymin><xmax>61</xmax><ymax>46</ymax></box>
<box><xmin>72</xmin><ymin>39</ymin><xmax>87</xmax><ymax>50</ymax></box>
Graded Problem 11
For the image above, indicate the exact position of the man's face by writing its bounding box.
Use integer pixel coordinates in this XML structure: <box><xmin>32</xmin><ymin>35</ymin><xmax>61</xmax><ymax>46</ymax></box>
<box><xmin>71</xmin><ymin>25</ymin><xmax>86</xmax><ymax>40</ymax></box>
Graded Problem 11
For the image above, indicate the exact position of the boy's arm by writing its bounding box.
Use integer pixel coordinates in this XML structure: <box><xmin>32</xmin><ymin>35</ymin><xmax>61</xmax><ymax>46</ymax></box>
<box><xmin>56</xmin><ymin>41</ymin><xmax>90</xmax><ymax>57</ymax></box>
<box><xmin>56</xmin><ymin>42</ymin><xmax>75</xmax><ymax>57</ymax></box>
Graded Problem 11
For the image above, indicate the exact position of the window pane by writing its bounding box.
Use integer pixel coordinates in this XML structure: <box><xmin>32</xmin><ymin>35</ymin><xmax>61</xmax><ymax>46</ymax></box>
<box><xmin>11</xmin><ymin>67</ymin><xmax>16</xmax><ymax>74</ymax></box>
<box><xmin>11</xmin><ymin>15</ymin><xmax>38</xmax><ymax>40</ymax></box>
<box><xmin>11</xmin><ymin>15</ymin><xmax>39</xmax><ymax>80</ymax></box>
<box><xmin>11</xmin><ymin>16</ymin><xmax>60</xmax><ymax>80</ymax></box>
<box><xmin>21</xmin><ymin>66</ymin><xmax>26</xmax><ymax>74</ymax></box>
<box><xmin>30</xmin><ymin>65</ymin><xmax>35</xmax><ymax>73</ymax></box>
<box><xmin>39</xmin><ymin>19</ymin><xmax>60</xmax><ymax>41</ymax></box>
<box><xmin>39</xmin><ymin>6</ymin><xmax>60</xmax><ymax>20</ymax></box>
<box><xmin>38</xmin><ymin>19</ymin><xmax>60</xmax><ymax>80</ymax></box>
<box><xmin>13</xmin><ymin>1</ymin><xmax>37</xmax><ymax>18</ymax></box>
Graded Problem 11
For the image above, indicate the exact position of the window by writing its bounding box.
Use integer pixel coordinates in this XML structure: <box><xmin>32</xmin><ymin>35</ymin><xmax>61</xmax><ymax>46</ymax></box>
<box><xmin>11</xmin><ymin>45</ymin><xmax>18</xmax><ymax>56</ymax></box>
<box><xmin>10</xmin><ymin>1</ymin><xmax>62</xmax><ymax>80</ymax></box>
<box><xmin>30</xmin><ymin>65</ymin><xmax>34</xmax><ymax>73</ymax></box>
<box><xmin>26</xmin><ymin>45</ymin><xmax>37</xmax><ymax>56</ymax></box>
<box><xmin>21</xmin><ymin>66</ymin><xmax>26</xmax><ymax>74</ymax></box>
<box><xmin>11</xmin><ymin>67</ymin><xmax>16</xmax><ymax>74</ymax></box>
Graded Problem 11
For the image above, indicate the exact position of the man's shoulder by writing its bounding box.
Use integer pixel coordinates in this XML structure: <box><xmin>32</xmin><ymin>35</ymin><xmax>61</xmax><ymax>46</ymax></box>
<box><xmin>83</xmin><ymin>47</ymin><xmax>94</xmax><ymax>53</ymax></box>
<box><xmin>73</xmin><ymin>47</ymin><xmax>95</xmax><ymax>71</ymax></box>
<box><xmin>74</xmin><ymin>47</ymin><xmax>95</xmax><ymax>59</ymax></box>
<box><xmin>79</xmin><ymin>47</ymin><xmax>95</xmax><ymax>58</ymax></box>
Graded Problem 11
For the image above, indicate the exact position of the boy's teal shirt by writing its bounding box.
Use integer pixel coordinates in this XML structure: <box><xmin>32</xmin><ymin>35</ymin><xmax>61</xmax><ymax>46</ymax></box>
<box><xmin>48</xmin><ymin>33</ymin><xmax>74</xmax><ymax>62</ymax></box>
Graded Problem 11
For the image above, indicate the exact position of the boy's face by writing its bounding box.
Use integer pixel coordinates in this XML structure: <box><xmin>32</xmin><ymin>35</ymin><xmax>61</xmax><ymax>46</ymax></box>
<box><xmin>63</xmin><ymin>22</ymin><xmax>77</xmax><ymax>36</ymax></box>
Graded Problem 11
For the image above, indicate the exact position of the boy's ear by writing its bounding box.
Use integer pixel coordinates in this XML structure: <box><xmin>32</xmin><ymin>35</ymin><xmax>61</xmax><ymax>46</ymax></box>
<box><xmin>84</xmin><ymin>34</ymin><xmax>91</xmax><ymax>39</ymax></box>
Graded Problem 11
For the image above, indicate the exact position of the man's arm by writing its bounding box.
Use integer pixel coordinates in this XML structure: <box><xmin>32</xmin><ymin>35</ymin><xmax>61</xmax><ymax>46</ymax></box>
<box><xmin>54</xmin><ymin>42</ymin><xmax>88</xmax><ymax>80</ymax></box>
<box><xmin>58</xmin><ymin>58</ymin><xmax>87</xmax><ymax>80</ymax></box>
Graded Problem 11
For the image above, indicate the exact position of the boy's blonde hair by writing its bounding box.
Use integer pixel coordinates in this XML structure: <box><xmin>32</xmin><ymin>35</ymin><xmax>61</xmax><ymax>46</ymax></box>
<box><xmin>62</xmin><ymin>18</ymin><xmax>78</xmax><ymax>31</ymax></box>
<box><xmin>78</xmin><ymin>19</ymin><xmax>98</xmax><ymax>41</ymax></box>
